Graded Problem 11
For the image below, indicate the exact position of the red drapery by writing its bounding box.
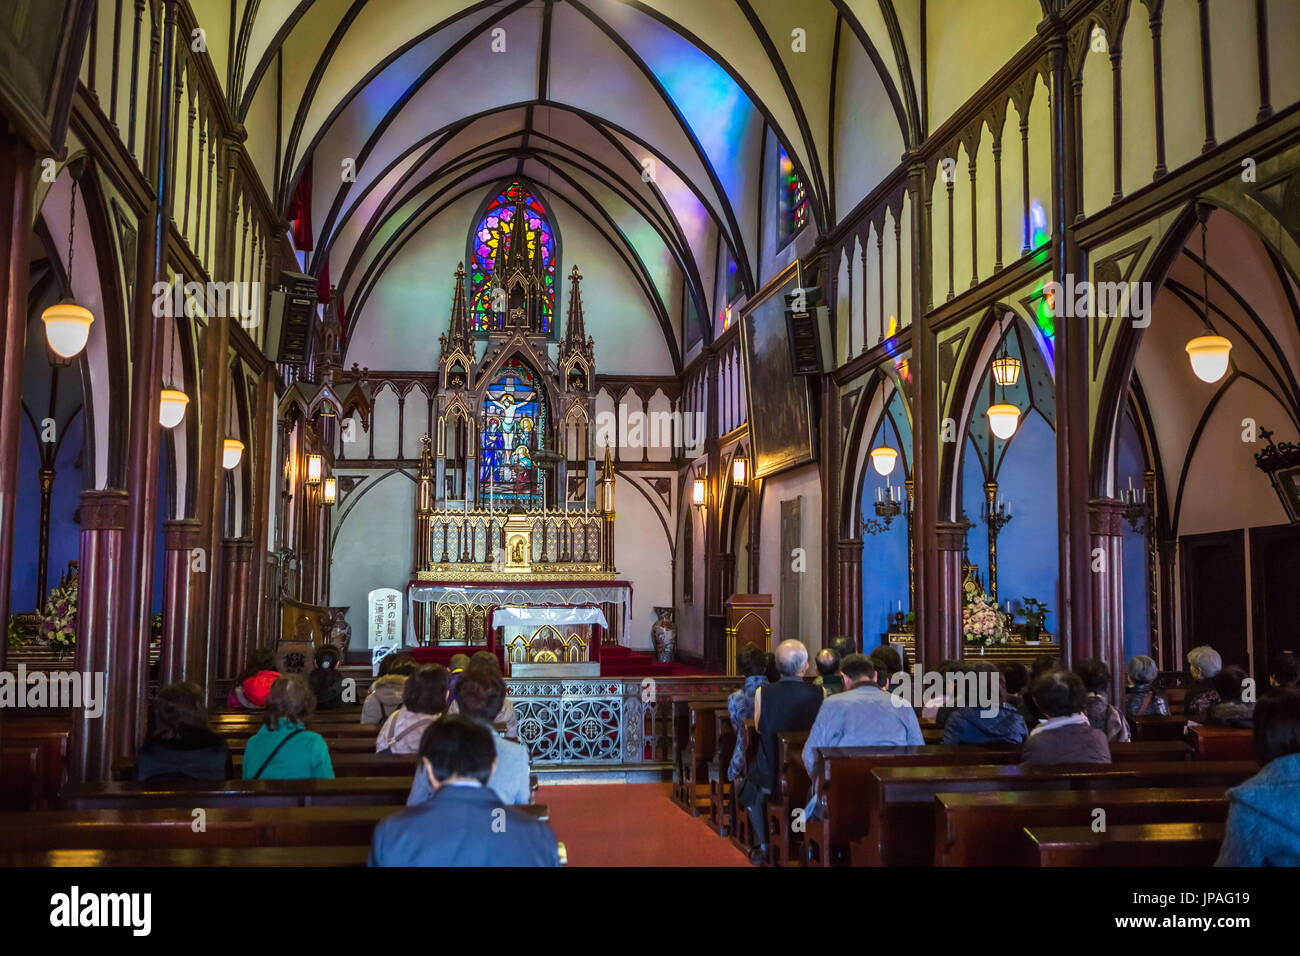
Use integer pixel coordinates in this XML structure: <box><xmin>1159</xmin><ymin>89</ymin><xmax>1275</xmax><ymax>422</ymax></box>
<box><xmin>286</xmin><ymin>159</ymin><xmax>313</xmax><ymax>252</ymax></box>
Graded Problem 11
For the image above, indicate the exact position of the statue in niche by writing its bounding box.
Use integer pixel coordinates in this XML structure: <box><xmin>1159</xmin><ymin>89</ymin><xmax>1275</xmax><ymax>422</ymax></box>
<box><xmin>511</xmin><ymin>538</ymin><xmax>526</xmax><ymax>564</ymax></box>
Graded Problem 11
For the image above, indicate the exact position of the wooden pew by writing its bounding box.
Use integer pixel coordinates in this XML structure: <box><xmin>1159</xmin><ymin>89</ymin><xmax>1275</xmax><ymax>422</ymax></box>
<box><xmin>0</xmin><ymin>719</ymin><xmax>70</xmax><ymax>810</ymax></box>
<box><xmin>0</xmin><ymin>845</ymin><xmax>373</xmax><ymax>867</ymax></box>
<box><xmin>1131</xmin><ymin>714</ymin><xmax>1187</xmax><ymax>742</ymax></box>
<box><xmin>706</xmin><ymin>705</ymin><xmax>736</xmax><ymax>835</ymax></box>
<box><xmin>60</xmin><ymin>776</ymin><xmax>418</xmax><ymax>809</ymax></box>
<box><xmin>805</xmin><ymin>739</ymin><xmax>1192</xmax><ymax>866</ymax></box>
<box><xmin>668</xmin><ymin>694</ymin><xmax>731</xmax><ymax>808</ymax></box>
<box><xmin>225</xmin><ymin>736</ymin><xmax>377</xmax><ymax>754</ymax></box>
<box><xmin>1028</xmin><ymin>822</ymin><xmax>1225</xmax><ymax>867</ymax></box>
<box><xmin>0</xmin><ymin>803</ymin><xmax>549</xmax><ymax>852</ymax></box>
<box><xmin>677</xmin><ymin>700</ymin><xmax>724</xmax><ymax>816</ymax></box>
<box><xmin>1187</xmin><ymin>724</ymin><xmax>1253</xmax><ymax>760</ymax></box>
<box><xmin>229</xmin><ymin>751</ymin><xmax>418</xmax><ymax>777</ymax></box>
<box><xmin>727</xmin><ymin>719</ymin><xmax>762</xmax><ymax>855</ymax></box>
<box><xmin>764</xmin><ymin>730</ymin><xmax>811</xmax><ymax>866</ymax></box>
<box><xmin>860</xmin><ymin>760</ymin><xmax>1254</xmax><ymax>867</ymax></box>
<box><xmin>935</xmin><ymin>787</ymin><xmax>1230</xmax><ymax>866</ymax></box>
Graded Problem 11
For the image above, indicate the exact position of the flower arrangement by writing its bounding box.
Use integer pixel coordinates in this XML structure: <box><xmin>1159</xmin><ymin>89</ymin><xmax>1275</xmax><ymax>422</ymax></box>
<box><xmin>6</xmin><ymin>613</ymin><xmax>25</xmax><ymax>649</ymax></box>
<box><xmin>962</xmin><ymin>579</ymin><xmax>1009</xmax><ymax>647</ymax></box>
<box><xmin>38</xmin><ymin>578</ymin><xmax>77</xmax><ymax>658</ymax></box>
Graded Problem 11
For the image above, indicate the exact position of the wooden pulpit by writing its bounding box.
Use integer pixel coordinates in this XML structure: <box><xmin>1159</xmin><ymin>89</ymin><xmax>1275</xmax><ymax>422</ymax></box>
<box><xmin>724</xmin><ymin>594</ymin><xmax>772</xmax><ymax>676</ymax></box>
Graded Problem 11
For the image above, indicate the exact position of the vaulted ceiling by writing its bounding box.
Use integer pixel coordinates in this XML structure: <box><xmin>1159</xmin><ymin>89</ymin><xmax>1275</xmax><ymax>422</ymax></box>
<box><xmin>198</xmin><ymin>0</ymin><xmax>1041</xmax><ymax>367</ymax></box>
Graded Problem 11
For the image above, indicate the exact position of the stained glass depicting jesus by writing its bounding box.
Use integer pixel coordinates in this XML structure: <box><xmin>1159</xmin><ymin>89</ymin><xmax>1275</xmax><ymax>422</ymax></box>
<box><xmin>480</xmin><ymin>361</ymin><xmax>545</xmax><ymax>507</ymax></box>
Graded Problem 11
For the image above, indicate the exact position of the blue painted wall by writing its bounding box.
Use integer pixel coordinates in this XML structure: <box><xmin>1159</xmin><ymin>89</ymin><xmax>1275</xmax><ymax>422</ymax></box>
<box><xmin>9</xmin><ymin>411</ymin><xmax>84</xmax><ymax>614</ymax></box>
<box><xmin>1116</xmin><ymin>411</ymin><xmax>1151</xmax><ymax>662</ymax></box>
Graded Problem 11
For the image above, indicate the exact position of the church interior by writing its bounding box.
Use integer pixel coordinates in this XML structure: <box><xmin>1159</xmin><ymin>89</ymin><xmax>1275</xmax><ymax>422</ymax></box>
<box><xmin>1</xmin><ymin>0</ymin><xmax>1300</xmax><ymax>879</ymax></box>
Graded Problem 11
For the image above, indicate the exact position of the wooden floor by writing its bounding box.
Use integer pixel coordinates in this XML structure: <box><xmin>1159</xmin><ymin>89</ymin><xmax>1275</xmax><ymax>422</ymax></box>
<box><xmin>536</xmin><ymin>782</ymin><xmax>747</xmax><ymax>867</ymax></box>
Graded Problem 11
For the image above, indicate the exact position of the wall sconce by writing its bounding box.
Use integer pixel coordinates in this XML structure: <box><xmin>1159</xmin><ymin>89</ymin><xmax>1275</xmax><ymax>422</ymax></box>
<box><xmin>692</xmin><ymin>475</ymin><xmax>707</xmax><ymax>508</ymax></box>
<box><xmin>306</xmin><ymin>453</ymin><xmax>323</xmax><ymax>484</ymax></box>
<box><xmin>323</xmin><ymin>476</ymin><xmax>337</xmax><ymax>505</ymax></box>
<box><xmin>732</xmin><ymin>455</ymin><xmax>748</xmax><ymax>485</ymax></box>
<box><xmin>222</xmin><ymin>438</ymin><xmax>244</xmax><ymax>470</ymax></box>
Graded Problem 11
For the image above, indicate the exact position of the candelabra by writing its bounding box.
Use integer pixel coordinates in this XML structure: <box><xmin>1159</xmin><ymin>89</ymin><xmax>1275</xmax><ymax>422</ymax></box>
<box><xmin>862</xmin><ymin>483</ymin><xmax>905</xmax><ymax>536</ymax></box>
<box><xmin>1120</xmin><ymin>475</ymin><xmax>1149</xmax><ymax>534</ymax></box>
<box><xmin>981</xmin><ymin>482</ymin><xmax>1012</xmax><ymax>601</ymax></box>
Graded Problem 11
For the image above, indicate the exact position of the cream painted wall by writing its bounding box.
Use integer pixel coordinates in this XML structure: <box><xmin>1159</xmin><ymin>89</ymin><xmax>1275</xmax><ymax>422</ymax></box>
<box><xmin>757</xmin><ymin>463</ymin><xmax>823</xmax><ymax>651</ymax></box>
<box><xmin>614</xmin><ymin>476</ymin><xmax>675</xmax><ymax>651</ymax></box>
<box><xmin>329</xmin><ymin>470</ymin><xmax>417</xmax><ymax>648</ymax></box>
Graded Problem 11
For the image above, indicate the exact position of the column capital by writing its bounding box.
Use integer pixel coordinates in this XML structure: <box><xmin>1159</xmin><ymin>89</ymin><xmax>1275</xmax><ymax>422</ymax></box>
<box><xmin>935</xmin><ymin>520</ymin><xmax>968</xmax><ymax>552</ymax></box>
<box><xmin>163</xmin><ymin>517</ymin><xmax>202</xmax><ymax>549</ymax></box>
<box><xmin>1088</xmin><ymin>496</ymin><xmax>1126</xmax><ymax>535</ymax></box>
<box><xmin>79</xmin><ymin>489</ymin><xmax>130</xmax><ymax>530</ymax></box>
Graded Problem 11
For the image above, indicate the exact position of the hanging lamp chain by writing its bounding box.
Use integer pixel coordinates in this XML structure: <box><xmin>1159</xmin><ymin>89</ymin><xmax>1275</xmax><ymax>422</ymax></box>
<box><xmin>66</xmin><ymin>178</ymin><xmax>78</xmax><ymax>284</ymax></box>
<box><xmin>1200</xmin><ymin>210</ymin><xmax>1210</xmax><ymax>328</ymax></box>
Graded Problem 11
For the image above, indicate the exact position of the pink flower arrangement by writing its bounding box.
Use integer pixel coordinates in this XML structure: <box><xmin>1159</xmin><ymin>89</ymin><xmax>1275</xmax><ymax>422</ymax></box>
<box><xmin>962</xmin><ymin>579</ymin><xmax>1009</xmax><ymax>647</ymax></box>
<box><xmin>39</xmin><ymin>579</ymin><xmax>77</xmax><ymax>658</ymax></box>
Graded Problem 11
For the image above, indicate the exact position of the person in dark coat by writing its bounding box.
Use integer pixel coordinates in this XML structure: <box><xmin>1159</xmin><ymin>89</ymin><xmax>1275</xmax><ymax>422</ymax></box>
<box><xmin>1020</xmin><ymin>670</ymin><xmax>1111</xmax><ymax>766</ymax></box>
<box><xmin>737</xmin><ymin>638</ymin><xmax>823</xmax><ymax>865</ymax></box>
<box><xmin>942</xmin><ymin>661</ymin><xmax>1028</xmax><ymax>746</ymax></box>
<box><xmin>137</xmin><ymin>681</ymin><xmax>231</xmax><ymax>782</ymax></box>
<box><xmin>308</xmin><ymin>644</ymin><xmax>345</xmax><ymax>709</ymax></box>
<box><xmin>369</xmin><ymin>715</ymin><xmax>561</xmax><ymax>867</ymax></box>
<box><xmin>1206</xmin><ymin>665</ymin><xmax>1254</xmax><ymax>728</ymax></box>
<box><xmin>1216</xmin><ymin>688</ymin><xmax>1300</xmax><ymax>866</ymax></box>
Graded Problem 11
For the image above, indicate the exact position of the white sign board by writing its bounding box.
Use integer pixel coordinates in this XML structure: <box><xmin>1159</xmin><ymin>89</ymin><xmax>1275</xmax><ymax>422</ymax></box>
<box><xmin>368</xmin><ymin>587</ymin><xmax>403</xmax><ymax>649</ymax></box>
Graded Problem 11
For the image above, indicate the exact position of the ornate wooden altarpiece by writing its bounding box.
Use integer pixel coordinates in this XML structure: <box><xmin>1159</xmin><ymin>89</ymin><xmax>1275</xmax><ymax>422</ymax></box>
<box><xmin>408</xmin><ymin>196</ymin><xmax>623</xmax><ymax>650</ymax></box>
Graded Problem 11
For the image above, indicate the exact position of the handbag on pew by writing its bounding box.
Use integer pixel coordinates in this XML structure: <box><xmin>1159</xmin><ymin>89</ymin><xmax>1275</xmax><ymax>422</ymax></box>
<box><xmin>251</xmin><ymin>728</ymin><xmax>305</xmax><ymax>779</ymax></box>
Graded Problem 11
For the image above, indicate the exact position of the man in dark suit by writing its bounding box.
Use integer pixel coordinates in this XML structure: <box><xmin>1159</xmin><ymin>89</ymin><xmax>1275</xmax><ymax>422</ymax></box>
<box><xmin>369</xmin><ymin>715</ymin><xmax>561</xmax><ymax>867</ymax></box>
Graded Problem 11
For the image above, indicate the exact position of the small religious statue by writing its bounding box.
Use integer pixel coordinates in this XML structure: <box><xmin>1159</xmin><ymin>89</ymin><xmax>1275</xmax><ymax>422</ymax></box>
<box><xmin>511</xmin><ymin>539</ymin><xmax>526</xmax><ymax>564</ymax></box>
<box><xmin>651</xmin><ymin>607</ymin><xmax>676</xmax><ymax>663</ymax></box>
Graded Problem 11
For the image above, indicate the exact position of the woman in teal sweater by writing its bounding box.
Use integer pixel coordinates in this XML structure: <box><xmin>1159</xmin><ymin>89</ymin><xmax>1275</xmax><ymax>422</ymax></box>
<box><xmin>243</xmin><ymin>674</ymin><xmax>334</xmax><ymax>780</ymax></box>
<box><xmin>1216</xmin><ymin>687</ymin><xmax>1300</xmax><ymax>866</ymax></box>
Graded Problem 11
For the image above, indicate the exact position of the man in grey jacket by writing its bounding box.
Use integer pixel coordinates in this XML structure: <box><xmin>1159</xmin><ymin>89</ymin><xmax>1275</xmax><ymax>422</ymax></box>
<box><xmin>406</xmin><ymin>665</ymin><xmax>531</xmax><ymax>806</ymax></box>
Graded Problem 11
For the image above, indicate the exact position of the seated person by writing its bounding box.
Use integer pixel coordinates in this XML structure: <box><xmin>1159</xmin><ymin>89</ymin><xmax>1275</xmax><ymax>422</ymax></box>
<box><xmin>1075</xmin><ymin>658</ymin><xmax>1130</xmax><ymax>742</ymax></box>
<box><xmin>1206</xmin><ymin>665</ymin><xmax>1254</xmax><ymax>728</ymax></box>
<box><xmin>727</xmin><ymin>643</ymin><xmax>768</xmax><ymax>782</ymax></box>
<box><xmin>407</xmin><ymin>666</ymin><xmax>530</xmax><ymax>806</ymax></box>
<box><xmin>308</xmin><ymin>644</ymin><xmax>345</xmax><ymax>710</ymax></box>
<box><xmin>137</xmin><ymin>681</ymin><xmax>231</xmax><ymax>782</ymax></box>
<box><xmin>738</xmin><ymin>639</ymin><xmax>823</xmax><ymax>864</ymax></box>
<box><xmin>377</xmin><ymin>664</ymin><xmax>450</xmax><ymax>754</ymax></box>
<box><xmin>813</xmin><ymin>648</ymin><xmax>844</xmax><ymax>695</ymax></box>
<box><xmin>446</xmin><ymin>651</ymin><xmax>517</xmax><ymax>738</ymax></box>
<box><xmin>941</xmin><ymin>661</ymin><xmax>1028</xmax><ymax>746</ymax></box>
<box><xmin>242</xmin><ymin>675</ymin><xmax>334</xmax><ymax>780</ymax></box>
<box><xmin>1184</xmin><ymin>645</ymin><xmax>1223</xmax><ymax>721</ymax></box>
<box><xmin>1000</xmin><ymin>662</ymin><xmax>1031</xmax><ymax>715</ymax></box>
<box><xmin>870</xmin><ymin>644</ymin><xmax>903</xmax><ymax>691</ymax></box>
<box><xmin>802</xmin><ymin>654</ymin><xmax>924</xmax><ymax>783</ymax></box>
<box><xmin>1269</xmin><ymin>652</ymin><xmax>1300</xmax><ymax>689</ymax></box>
<box><xmin>1216</xmin><ymin>688</ymin><xmax>1300</xmax><ymax>866</ymax></box>
<box><xmin>370</xmin><ymin>716</ymin><xmax>560</xmax><ymax>867</ymax></box>
<box><xmin>226</xmin><ymin>648</ymin><xmax>279</xmax><ymax>710</ymax></box>
<box><xmin>1020</xmin><ymin>670</ymin><xmax>1112</xmax><ymax>766</ymax></box>
<box><xmin>922</xmin><ymin>659</ymin><xmax>964</xmax><ymax>727</ymax></box>
<box><xmin>362</xmin><ymin>652</ymin><xmax>416</xmax><ymax>724</ymax></box>
<box><xmin>446</xmin><ymin>653</ymin><xmax>472</xmax><ymax>699</ymax></box>
<box><xmin>1022</xmin><ymin>654</ymin><xmax>1063</xmax><ymax>731</ymax></box>
<box><xmin>1124</xmin><ymin>654</ymin><xmax>1170</xmax><ymax>717</ymax></box>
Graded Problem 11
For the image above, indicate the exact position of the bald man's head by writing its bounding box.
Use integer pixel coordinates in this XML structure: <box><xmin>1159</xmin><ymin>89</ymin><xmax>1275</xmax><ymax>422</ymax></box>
<box><xmin>775</xmin><ymin>639</ymin><xmax>809</xmax><ymax>677</ymax></box>
<box><xmin>815</xmin><ymin>648</ymin><xmax>841</xmax><ymax>677</ymax></box>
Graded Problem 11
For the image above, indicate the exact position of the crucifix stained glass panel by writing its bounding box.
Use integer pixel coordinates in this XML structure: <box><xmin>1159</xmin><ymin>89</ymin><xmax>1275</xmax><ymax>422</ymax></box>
<box><xmin>480</xmin><ymin>358</ymin><xmax>546</xmax><ymax>508</ymax></box>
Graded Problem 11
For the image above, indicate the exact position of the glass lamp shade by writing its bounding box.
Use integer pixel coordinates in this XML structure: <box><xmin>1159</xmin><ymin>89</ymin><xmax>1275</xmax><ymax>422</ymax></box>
<box><xmin>158</xmin><ymin>389</ymin><xmax>189</xmax><ymax>428</ymax></box>
<box><xmin>732</xmin><ymin>456</ymin><xmax>748</xmax><ymax>484</ymax></box>
<box><xmin>986</xmin><ymin>403</ymin><xmax>1021</xmax><ymax>440</ymax></box>
<box><xmin>306</xmin><ymin>454</ymin><xmax>323</xmax><ymax>484</ymax></box>
<box><xmin>870</xmin><ymin>446</ymin><xmax>898</xmax><ymax>477</ymax></box>
<box><xmin>42</xmin><ymin>300</ymin><xmax>95</xmax><ymax>358</ymax></box>
<box><xmin>692</xmin><ymin>477</ymin><xmax>706</xmax><ymax>507</ymax></box>
<box><xmin>991</xmin><ymin>355</ymin><xmax>1021</xmax><ymax>387</ymax></box>
<box><xmin>323</xmin><ymin>476</ymin><xmax>337</xmax><ymax>504</ymax></box>
<box><xmin>1185</xmin><ymin>333</ymin><xmax>1232</xmax><ymax>383</ymax></box>
<box><xmin>222</xmin><ymin>438</ymin><xmax>244</xmax><ymax>470</ymax></box>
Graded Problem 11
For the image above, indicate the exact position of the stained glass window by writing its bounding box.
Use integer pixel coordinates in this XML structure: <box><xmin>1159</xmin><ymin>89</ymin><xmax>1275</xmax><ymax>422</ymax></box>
<box><xmin>778</xmin><ymin>146</ymin><xmax>809</xmax><ymax>242</ymax></box>
<box><xmin>480</xmin><ymin>358</ymin><xmax>547</xmax><ymax>508</ymax></box>
<box><xmin>468</xmin><ymin>181</ymin><xmax>557</xmax><ymax>334</ymax></box>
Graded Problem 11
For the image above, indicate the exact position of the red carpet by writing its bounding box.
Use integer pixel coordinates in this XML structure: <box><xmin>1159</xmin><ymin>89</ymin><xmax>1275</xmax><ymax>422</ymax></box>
<box><xmin>536</xmin><ymin>782</ymin><xmax>747</xmax><ymax>866</ymax></box>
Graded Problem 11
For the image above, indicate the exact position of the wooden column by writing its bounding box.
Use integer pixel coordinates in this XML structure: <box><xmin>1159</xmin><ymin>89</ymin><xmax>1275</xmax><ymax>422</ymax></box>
<box><xmin>69</xmin><ymin>490</ymin><xmax>129</xmax><ymax>783</ymax></box>
<box><xmin>932</xmin><ymin>521</ymin><xmax>967</xmax><ymax>668</ymax></box>
<box><xmin>219</xmin><ymin>536</ymin><xmax>255</xmax><ymax>679</ymax></box>
<box><xmin>0</xmin><ymin>134</ymin><xmax>35</xmax><ymax>675</ymax></box>
<box><xmin>158</xmin><ymin>517</ymin><xmax>201</xmax><ymax>688</ymax></box>
<box><xmin>1089</xmin><ymin>498</ymin><xmax>1126</xmax><ymax>700</ymax></box>
<box><xmin>837</xmin><ymin>538</ymin><xmax>863</xmax><ymax>649</ymax></box>
<box><xmin>1044</xmin><ymin>15</ymin><xmax>1094</xmax><ymax>658</ymax></box>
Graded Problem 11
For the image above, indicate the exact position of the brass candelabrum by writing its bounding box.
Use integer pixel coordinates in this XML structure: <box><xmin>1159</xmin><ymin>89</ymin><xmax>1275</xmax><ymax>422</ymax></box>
<box><xmin>862</xmin><ymin>483</ymin><xmax>906</xmax><ymax>536</ymax></box>
<box><xmin>982</xmin><ymin>481</ymin><xmax>1012</xmax><ymax>601</ymax></box>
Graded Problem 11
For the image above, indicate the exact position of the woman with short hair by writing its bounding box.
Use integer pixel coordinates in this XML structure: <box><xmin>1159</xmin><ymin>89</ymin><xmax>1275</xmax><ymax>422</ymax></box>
<box><xmin>1206</xmin><ymin>665</ymin><xmax>1254</xmax><ymax>728</ymax></box>
<box><xmin>377</xmin><ymin>664</ymin><xmax>451</xmax><ymax>754</ymax></box>
<box><xmin>1216</xmin><ymin>688</ymin><xmax>1300</xmax><ymax>866</ymax></box>
<box><xmin>362</xmin><ymin>652</ymin><xmax>417</xmax><ymax>724</ymax></box>
<box><xmin>1074</xmin><ymin>658</ymin><xmax>1130</xmax><ymax>742</ymax></box>
<box><xmin>1124</xmin><ymin>655</ymin><xmax>1169</xmax><ymax>718</ymax></box>
<box><xmin>1020</xmin><ymin>670</ymin><xmax>1112</xmax><ymax>766</ymax></box>
<box><xmin>242</xmin><ymin>675</ymin><xmax>334</xmax><ymax>780</ymax></box>
<box><xmin>1185</xmin><ymin>645</ymin><xmax>1224</xmax><ymax>721</ymax></box>
<box><xmin>137</xmin><ymin>682</ymin><xmax>231</xmax><ymax>781</ymax></box>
